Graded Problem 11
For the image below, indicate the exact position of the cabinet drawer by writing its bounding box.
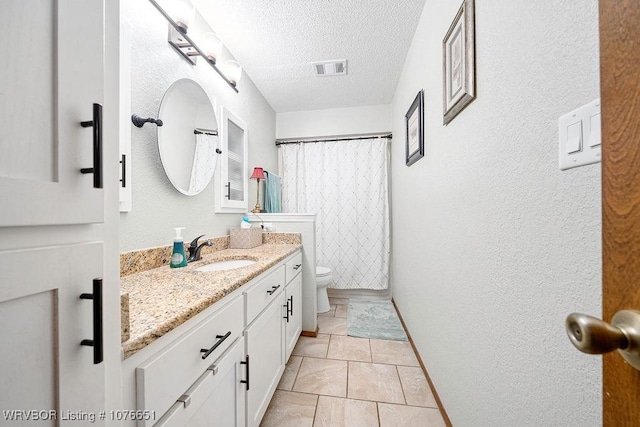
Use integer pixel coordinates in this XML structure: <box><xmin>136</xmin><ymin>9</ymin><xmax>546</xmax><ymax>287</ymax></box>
<box><xmin>136</xmin><ymin>295</ymin><xmax>244</xmax><ymax>424</ymax></box>
<box><xmin>284</xmin><ymin>251</ymin><xmax>303</xmax><ymax>284</ymax></box>
<box><xmin>245</xmin><ymin>265</ymin><xmax>285</xmax><ymax>325</ymax></box>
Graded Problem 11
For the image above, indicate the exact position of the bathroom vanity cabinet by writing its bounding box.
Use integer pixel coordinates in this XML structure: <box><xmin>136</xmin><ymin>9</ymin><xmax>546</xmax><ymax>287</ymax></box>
<box><xmin>243</xmin><ymin>250</ymin><xmax>302</xmax><ymax>426</ymax></box>
<box><xmin>121</xmin><ymin>249</ymin><xmax>302</xmax><ymax>427</ymax></box>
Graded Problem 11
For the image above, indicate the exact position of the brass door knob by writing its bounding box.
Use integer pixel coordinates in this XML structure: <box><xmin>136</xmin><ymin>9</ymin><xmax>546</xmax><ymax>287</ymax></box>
<box><xmin>565</xmin><ymin>310</ymin><xmax>640</xmax><ymax>370</ymax></box>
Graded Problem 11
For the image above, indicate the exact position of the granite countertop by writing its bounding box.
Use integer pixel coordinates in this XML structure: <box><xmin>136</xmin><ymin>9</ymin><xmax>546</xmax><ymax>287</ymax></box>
<box><xmin>120</xmin><ymin>243</ymin><xmax>301</xmax><ymax>359</ymax></box>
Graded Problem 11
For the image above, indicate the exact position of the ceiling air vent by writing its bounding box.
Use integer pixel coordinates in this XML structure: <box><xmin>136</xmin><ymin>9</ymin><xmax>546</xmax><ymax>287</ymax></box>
<box><xmin>312</xmin><ymin>60</ymin><xmax>348</xmax><ymax>77</ymax></box>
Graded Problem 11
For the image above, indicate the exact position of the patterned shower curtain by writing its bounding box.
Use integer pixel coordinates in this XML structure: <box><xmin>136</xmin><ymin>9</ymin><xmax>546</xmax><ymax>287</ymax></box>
<box><xmin>279</xmin><ymin>137</ymin><xmax>390</xmax><ymax>290</ymax></box>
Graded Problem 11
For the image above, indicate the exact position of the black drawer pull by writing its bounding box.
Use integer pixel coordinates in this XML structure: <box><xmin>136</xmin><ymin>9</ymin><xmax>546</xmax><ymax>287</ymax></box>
<box><xmin>240</xmin><ymin>355</ymin><xmax>250</xmax><ymax>390</ymax></box>
<box><xmin>283</xmin><ymin>303</ymin><xmax>290</xmax><ymax>322</ymax></box>
<box><xmin>293</xmin><ymin>264</ymin><xmax>301</xmax><ymax>270</ymax></box>
<box><xmin>288</xmin><ymin>295</ymin><xmax>294</xmax><ymax>316</ymax></box>
<box><xmin>80</xmin><ymin>103</ymin><xmax>103</xmax><ymax>189</ymax></box>
<box><xmin>200</xmin><ymin>331</ymin><xmax>231</xmax><ymax>360</ymax></box>
<box><xmin>267</xmin><ymin>285</ymin><xmax>281</xmax><ymax>295</ymax></box>
<box><xmin>225</xmin><ymin>182</ymin><xmax>231</xmax><ymax>199</ymax></box>
<box><xmin>80</xmin><ymin>278</ymin><xmax>103</xmax><ymax>364</ymax></box>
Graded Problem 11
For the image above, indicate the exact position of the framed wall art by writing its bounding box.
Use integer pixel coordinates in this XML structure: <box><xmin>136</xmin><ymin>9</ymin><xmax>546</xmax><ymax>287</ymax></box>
<box><xmin>443</xmin><ymin>0</ymin><xmax>476</xmax><ymax>125</ymax></box>
<box><xmin>405</xmin><ymin>89</ymin><xmax>424</xmax><ymax>166</ymax></box>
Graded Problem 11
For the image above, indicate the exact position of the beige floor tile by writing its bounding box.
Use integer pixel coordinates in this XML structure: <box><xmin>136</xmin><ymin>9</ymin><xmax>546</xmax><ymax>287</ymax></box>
<box><xmin>347</xmin><ymin>362</ymin><xmax>405</xmax><ymax>404</ymax></box>
<box><xmin>292</xmin><ymin>357</ymin><xmax>348</xmax><ymax>397</ymax></box>
<box><xmin>370</xmin><ymin>339</ymin><xmax>419</xmax><ymax>366</ymax></box>
<box><xmin>260</xmin><ymin>390</ymin><xmax>318</xmax><ymax>427</ymax></box>
<box><xmin>313</xmin><ymin>396</ymin><xmax>379</xmax><ymax>427</ymax></box>
<box><xmin>329</xmin><ymin>297</ymin><xmax>349</xmax><ymax>305</ymax></box>
<box><xmin>292</xmin><ymin>334</ymin><xmax>330</xmax><ymax>358</ymax></box>
<box><xmin>318</xmin><ymin>304</ymin><xmax>337</xmax><ymax>317</ymax></box>
<box><xmin>378</xmin><ymin>403</ymin><xmax>446</xmax><ymax>427</ymax></box>
<box><xmin>318</xmin><ymin>317</ymin><xmax>347</xmax><ymax>335</ymax></box>
<box><xmin>277</xmin><ymin>356</ymin><xmax>303</xmax><ymax>391</ymax></box>
<box><xmin>327</xmin><ymin>335</ymin><xmax>371</xmax><ymax>362</ymax></box>
<box><xmin>334</xmin><ymin>304</ymin><xmax>348</xmax><ymax>318</ymax></box>
<box><xmin>397</xmin><ymin>366</ymin><xmax>437</xmax><ymax>407</ymax></box>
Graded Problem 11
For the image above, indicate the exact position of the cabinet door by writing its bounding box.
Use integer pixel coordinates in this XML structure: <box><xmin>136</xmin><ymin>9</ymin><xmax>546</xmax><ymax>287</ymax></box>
<box><xmin>186</xmin><ymin>337</ymin><xmax>246</xmax><ymax>427</ymax></box>
<box><xmin>155</xmin><ymin>337</ymin><xmax>246</xmax><ymax>427</ymax></box>
<box><xmin>0</xmin><ymin>243</ymin><xmax>105</xmax><ymax>425</ymax></box>
<box><xmin>284</xmin><ymin>274</ymin><xmax>303</xmax><ymax>362</ymax></box>
<box><xmin>245</xmin><ymin>294</ymin><xmax>285</xmax><ymax>427</ymax></box>
<box><xmin>0</xmin><ymin>0</ymin><xmax>105</xmax><ymax>226</ymax></box>
<box><xmin>216</xmin><ymin>107</ymin><xmax>248</xmax><ymax>213</ymax></box>
<box><xmin>0</xmin><ymin>0</ymin><xmax>109</xmax><ymax>423</ymax></box>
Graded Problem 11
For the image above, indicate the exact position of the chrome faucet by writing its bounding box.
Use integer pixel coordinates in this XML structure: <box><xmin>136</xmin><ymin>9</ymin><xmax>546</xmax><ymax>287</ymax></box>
<box><xmin>187</xmin><ymin>235</ymin><xmax>212</xmax><ymax>263</ymax></box>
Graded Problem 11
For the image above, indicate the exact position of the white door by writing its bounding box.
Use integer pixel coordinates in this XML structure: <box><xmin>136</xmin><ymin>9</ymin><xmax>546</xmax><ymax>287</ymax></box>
<box><xmin>185</xmin><ymin>337</ymin><xmax>246</xmax><ymax>427</ymax></box>
<box><xmin>244</xmin><ymin>296</ymin><xmax>285</xmax><ymax>427</ymax></box>
<box><xmin>284</xmin><ymin>275</ymin><xmax>303</xmax><ymax>361</ymax></box>
<box><xmin>216</xmin><ymin>107</ymin><xmax>248</xmax><ymax>213</ymax></box>
<box><xmin>0</xmin><ymin>0</ymin><xmax>107</xmax><ymax>424</ymax></box>
<box><xmin>0</xmin><ymin>244</ymin><xmax>105</xmax><ymax>425</ymax></box>
<box><xmin>0</xmin><ymin>0</ymin><xmax>105</xmax><ymax>226</ymax></box>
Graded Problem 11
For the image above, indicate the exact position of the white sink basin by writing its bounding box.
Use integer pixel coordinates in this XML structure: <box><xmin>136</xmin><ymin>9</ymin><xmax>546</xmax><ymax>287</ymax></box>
<box><xmin>196</xmin><ymin>259</ymin><xmax>256</xmax><ymax>272</ymax></box>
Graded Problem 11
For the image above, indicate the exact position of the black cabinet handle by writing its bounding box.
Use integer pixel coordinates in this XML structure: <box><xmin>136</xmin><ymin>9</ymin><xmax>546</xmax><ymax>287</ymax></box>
<box><xmin>225</xmin><ymin>182</ymin><xmax>231</xmax><ymax>199</ymax></box>
<box><xmin>119</xmin><ymin>154</ymin><xmax>126</xmax><ymax>188</ymax></box>
<box><xmin>288</xmin><ymin>295</ymin><xmax>294</xmax><ymax>316</ymax></box>
<box><xmin>283</xmin><ymin>302</ymin><xmax>290</xmax><ymax>322</ymax></box>
<box><xmin>80</xmin><ymin>103</ymin><xmax>103</xmax><ymax>189</ymax></box>
<box><xmin>200</xmin><ymin>331</ymin><xmax>231</xmax><ymax>360</ymax></box>
<box><xmin>80</xmin><ymin>278</ymin><xmax>103</xmax><ymax>364</ymax></box>
<box><xmin>240</xmin><ymin>355</ymin><xmax>250</xmax><ymax>390</ymax></box>
<box><xmin>293</xmin><ymin>264</ymin><xmax>301</xmax><ymax>270</ymax></box>
<box><xmin>267</xmin><ymin>285</ymin><xmax>281</xmax><ymax>295</ymax></box>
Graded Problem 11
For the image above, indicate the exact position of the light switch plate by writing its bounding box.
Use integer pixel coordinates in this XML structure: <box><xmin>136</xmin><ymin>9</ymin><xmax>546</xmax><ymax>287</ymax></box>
<box><xmin>559</xmin><ymin>99</ymin><xmax>601</xmax><ymax>170</ymax></box>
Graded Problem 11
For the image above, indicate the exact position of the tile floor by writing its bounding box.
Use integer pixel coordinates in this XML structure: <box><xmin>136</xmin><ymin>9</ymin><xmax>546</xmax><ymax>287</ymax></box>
<box><xmin>260</xmin><ymin>298</ymin><xmax>446</xmax><ymax>427</ymax></box>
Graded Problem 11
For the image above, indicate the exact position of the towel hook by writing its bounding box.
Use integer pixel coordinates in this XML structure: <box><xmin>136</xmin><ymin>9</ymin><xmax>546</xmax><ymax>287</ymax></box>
<box><xmin>131</xmin><ymin>114</ymin><xmax>163</xmax><ymax>128</ymax></box>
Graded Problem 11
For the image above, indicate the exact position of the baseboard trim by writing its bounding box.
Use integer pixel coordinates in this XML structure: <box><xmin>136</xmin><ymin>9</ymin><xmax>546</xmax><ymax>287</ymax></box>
<box><xmin>391</xmin><ymin>298</ymin><xmax>453</xmax><ymax>427</ymax></box>
<box><xmin>300</xmin><ymin>326</ymin><xmax>319</xmax><ymax>337</ymax></box>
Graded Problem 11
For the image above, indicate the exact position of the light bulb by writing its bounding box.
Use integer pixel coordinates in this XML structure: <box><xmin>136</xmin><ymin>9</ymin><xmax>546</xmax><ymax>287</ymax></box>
<box><xmin>200</xmin><ymin>33</ymin><xmax>223</xmax><ymax>64</ymax></box>
<box><xmin>169</xmin><ymin>0</ymin><xmax>195</xmax><ymax>33</ymax></box>
<box><xmin>224</xmin><ymin>60</ymin><xmax>242</xmax><ymax>86</ymax></box>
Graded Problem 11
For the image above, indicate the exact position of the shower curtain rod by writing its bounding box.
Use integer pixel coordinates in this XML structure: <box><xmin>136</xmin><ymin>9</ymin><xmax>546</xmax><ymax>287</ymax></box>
<box><xmin>275</xmin><ymin>133</ymin><xmax>392</xmax><ymax>146</ymax></box>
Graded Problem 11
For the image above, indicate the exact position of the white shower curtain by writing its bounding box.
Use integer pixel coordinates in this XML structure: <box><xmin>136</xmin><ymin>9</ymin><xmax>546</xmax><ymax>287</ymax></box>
<box><xmin>279</xmin><ymin>137</ymin><xmax>390</xmax><ymax>290</ymax></box>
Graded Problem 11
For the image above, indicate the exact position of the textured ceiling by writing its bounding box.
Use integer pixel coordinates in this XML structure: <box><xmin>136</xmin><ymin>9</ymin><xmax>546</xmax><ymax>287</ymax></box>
<box><xmin>195</xmin><ymin>0</ymin><xmax>426</xmax><ymax>112</ymax></box>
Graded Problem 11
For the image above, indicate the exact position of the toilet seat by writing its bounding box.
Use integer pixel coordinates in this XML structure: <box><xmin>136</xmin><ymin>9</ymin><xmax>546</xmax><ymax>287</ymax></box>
<box><xmin>316</xmin><ymin>266</ymin><xmax>331</xmax><ymax>277</ymax></box>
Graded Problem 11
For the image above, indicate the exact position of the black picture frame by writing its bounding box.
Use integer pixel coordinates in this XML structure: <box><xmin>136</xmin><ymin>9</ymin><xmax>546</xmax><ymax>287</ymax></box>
<box><xmin>405</xmin><ymin>90</ymin><xmax>424</xmax><ymax>166</ymax></box>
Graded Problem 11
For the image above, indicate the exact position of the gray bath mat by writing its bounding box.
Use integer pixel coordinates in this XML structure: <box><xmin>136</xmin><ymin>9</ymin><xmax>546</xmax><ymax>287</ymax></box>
<box><xmin>347</xmin><ymin>300</ymin><xmax>408</xmax><ymax>341</ymax></box>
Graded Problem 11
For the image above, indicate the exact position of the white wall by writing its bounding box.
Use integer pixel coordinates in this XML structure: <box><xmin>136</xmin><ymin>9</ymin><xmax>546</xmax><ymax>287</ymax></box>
<box><xmin>391</xmin><ymin>1</ymin><xmax>601</xmax><ymax>426</ymax></box>
<box><xmin>120</xmin><ymin>0</ymin><xmax>277</xmax><ymax>251</ymax></box>
<box><xmin>276</xmin><ymin>104</ymin><xmax>391</xmax><ymax>139</ymax></box>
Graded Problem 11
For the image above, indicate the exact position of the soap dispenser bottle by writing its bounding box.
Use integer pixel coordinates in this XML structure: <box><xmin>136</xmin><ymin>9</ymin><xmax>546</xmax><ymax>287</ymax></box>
<box><xmin>170</xmin><ymin>227</ymin><xmax>188</xmax><ymax>268</ymax></box>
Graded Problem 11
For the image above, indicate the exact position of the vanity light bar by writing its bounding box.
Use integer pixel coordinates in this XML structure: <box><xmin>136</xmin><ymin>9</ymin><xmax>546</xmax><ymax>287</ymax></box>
<box><xmin>147</xmin><ymin>0</ymin><xmax>240</xmax><ymax>93</ymax></box>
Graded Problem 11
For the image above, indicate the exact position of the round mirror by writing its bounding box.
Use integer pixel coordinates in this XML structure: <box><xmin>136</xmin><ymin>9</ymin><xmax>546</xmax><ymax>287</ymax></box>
<box><xmin>158</xmin><ymin>79</ymin><xmax>219</xmax><ymax>195</ymax></box>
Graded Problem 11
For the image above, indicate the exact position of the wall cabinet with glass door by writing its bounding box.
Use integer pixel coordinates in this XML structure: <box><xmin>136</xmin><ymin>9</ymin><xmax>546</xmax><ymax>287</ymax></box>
<box><xmin>215</xmin><ymin>107</ymin><xmax>248</xmax><ymax>213</ymax></box>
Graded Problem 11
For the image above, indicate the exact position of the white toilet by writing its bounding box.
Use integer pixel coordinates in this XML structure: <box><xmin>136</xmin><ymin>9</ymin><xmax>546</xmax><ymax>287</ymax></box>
<box><xmin>316</xmin><ymin>266</ymin><xmax>332</xmax><ymax>313</ymax></box>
